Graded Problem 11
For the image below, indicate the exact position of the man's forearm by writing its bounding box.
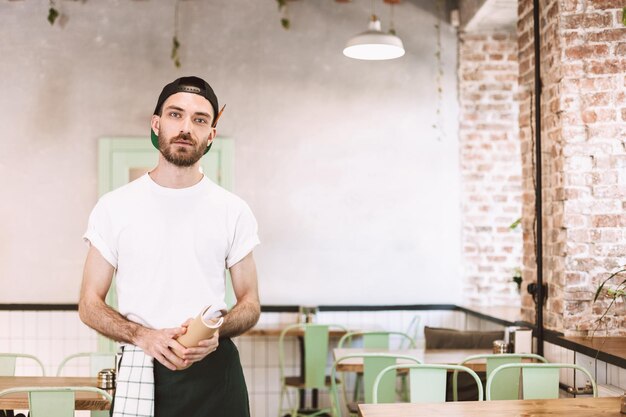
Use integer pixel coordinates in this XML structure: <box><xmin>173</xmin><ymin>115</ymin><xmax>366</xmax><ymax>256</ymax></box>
<box><xmin>219</xmin><ymin>298</ymin><xmax>261</xmax><ymax>338</ymax></box>
<box><xmin>79</xmin><ymin>296</ymin><xmax>145</xmax><ymax>344</ymax></box>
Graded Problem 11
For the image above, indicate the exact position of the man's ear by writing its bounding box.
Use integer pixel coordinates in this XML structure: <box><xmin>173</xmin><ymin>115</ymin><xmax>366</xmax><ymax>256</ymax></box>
<box><xmin>151</xmin><ymin>115</ymin><xmax>160</xmax><ymax>136</ymax></box>
<box><xmin>208</xmin><ymin>127</ymin><xmax>217</xmax><ymax>143</ymax></box>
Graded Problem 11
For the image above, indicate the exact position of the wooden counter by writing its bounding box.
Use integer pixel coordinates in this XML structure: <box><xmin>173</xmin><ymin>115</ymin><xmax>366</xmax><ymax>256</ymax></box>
<box><xmin>561</xmin><ymin>337</ymin><xmax>626</xmax><ymax>360</ymax></box>
<box><xmin>243</xmin><ymin>323</ymin><xmax>349</xmax><ymax>337</ymax></box>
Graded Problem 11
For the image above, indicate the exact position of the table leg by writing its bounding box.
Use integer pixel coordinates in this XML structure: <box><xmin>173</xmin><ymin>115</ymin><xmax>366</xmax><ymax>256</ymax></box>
<box><xmin>298</xmin><ymin>336</ymin><xmax>306</xmax><ymax>410</ymax></box>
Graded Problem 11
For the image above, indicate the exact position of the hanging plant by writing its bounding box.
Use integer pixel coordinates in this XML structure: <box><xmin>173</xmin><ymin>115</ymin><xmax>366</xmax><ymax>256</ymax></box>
<box><xmin>276</xmin><ymin>0</ymin><xmax>290</xmax><ymax>29</ymax></box>
<box><xmin>432</xmin><ymin>0</ymin><xmax>444</xmax><ymax>141</ymax></box>
<box><xmin>171</xmin><ymin>0</ymin><xmax>182</xmax><ymax>68</ymax></box>
<box><xmin>171</xmin><ymin>36</ymin><xmax>181</xmax><ymax>68</ymax></box>
<box><xmin>48</xmin><ymin>0</ymin><xmax>60</xmax><ymax>25</ymax></box>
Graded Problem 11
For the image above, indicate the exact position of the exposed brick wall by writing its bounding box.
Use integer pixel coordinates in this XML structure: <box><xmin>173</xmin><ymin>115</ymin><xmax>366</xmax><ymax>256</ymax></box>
<box><xmin>518</xmin><ymin>0</ymin><xmax>626</xmax><ymax>335</ymax></box>
<box><xmin>459</xmin><ymin>32</ymin><xmax>523</xmax><ymax>306</ymax></box>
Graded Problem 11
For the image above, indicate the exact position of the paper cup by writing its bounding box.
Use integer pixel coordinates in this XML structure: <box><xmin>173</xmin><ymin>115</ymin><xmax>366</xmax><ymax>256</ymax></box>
<box><xmin>173</xmin><ymin>305</ymin><xmax>224</xmax><ymax>369</ymax></box>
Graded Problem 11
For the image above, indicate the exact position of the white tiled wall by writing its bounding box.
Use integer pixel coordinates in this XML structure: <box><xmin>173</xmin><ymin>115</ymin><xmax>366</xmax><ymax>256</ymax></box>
<box><xmin>3</xmin><ymin>309</ymin><xmax>625</xmax><ymax>416</ymax></box>
<box><xmin>0</xmin><ymin>308</ymin><xmax>465</xmax><ymax>416</ymax></box>
<box><xmin>0</xmin><ymin>310</ymin><xmax>99</xmax><ymax>376</ymax></box>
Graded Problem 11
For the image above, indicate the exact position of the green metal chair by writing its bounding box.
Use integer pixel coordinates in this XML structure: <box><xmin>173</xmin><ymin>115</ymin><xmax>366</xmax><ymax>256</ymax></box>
<box><xmin>453</xmin><ymin>353</ymin><xmax>548</xmax><ymax>400</ymax></box>
<box><xmin>337</xmin><ymin>331</ymin><xmax>417</xmax><ymax>350</ymax></box>
<box><xmin>373</xmin><ymin>363</ymin><xmax>483</xmax><ymax>404</ymax></box>
<box><xmin>486</xmin><ymin>362</ymin><xmax>597</xmax><ymax>400</ymax></box>
<box><xmin>399</xmin><ymin>316</ymin><xmax>422</xmax><ymax>350</ymax></box>
<box><xmin>56</xmin><ymin>352</ymin><xmax>116</xmax><ymax>417</ymax></box>
<box><xmin>278</xmin><ymin>323</ymin><xmax>347</xmax><ymax>417</ymax></box>
<box><xmin>0</xmin><ymin>386</ymin><xmax>113</xmax><ymax>417</ymax></box>
<box><xmin>56</xmin><ymin>352</ymin><xmax>116</xmax><ymax>377</ymax></box>
<box><xmin>0</xmin><ymin>354</ymin><xmax>45</xmax><ymax>376</ymax></box>
<box><xmin>330</xmin><ymin>353</ymin><xmax>421</xmax><ymax>417</ymax></box>
<box><xmin>337</xmin><ymin>331</ymin><xmax>416</xmax><ymax>404</ymax></box>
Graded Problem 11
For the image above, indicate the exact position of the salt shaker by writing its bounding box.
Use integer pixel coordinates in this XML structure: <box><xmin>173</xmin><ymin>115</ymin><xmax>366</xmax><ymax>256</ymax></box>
<box><xmin>97</xmin><ymin>368</ymin><xmax>116</xmax><ymax>390</ymax></box>
<box><xmin>492</xmin><ymin>340</ymin><xmax>509</xmax><ymax>354</ymax></box>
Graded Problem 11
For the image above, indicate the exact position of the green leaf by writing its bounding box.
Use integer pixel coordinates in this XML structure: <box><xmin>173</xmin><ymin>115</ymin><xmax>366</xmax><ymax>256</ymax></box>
<box><xmin>622</xmin><ymin>7</ymin><xmax>626</xmax><ymax>26</ymax></box>
<box><xmin>171</xmin><ymin>36</ymin><xmax>180</xmax><ymax>59</ymax></box>
<box><xmin>594</xmin><ymin>268</ymin><xmax>626</xmax><ymax>302</ymax></box>
<box><xmin>281</xmin><ymin>18</ymin><xmax>290</xmax><ymax>30</ymax></box>
<box><xmin>48</xmin><ymin>7</ymin><xmax>59</xmax><ymax>25</ymax></box>
<box><xmin>277</xmin><ymin>0</ymin><xmax>287</xmax><ymax>10</ymax></box>
<box><xmin>509</xmin><ymin>217</ymin><xmax>522</xmax><ymax>230</ymax></box>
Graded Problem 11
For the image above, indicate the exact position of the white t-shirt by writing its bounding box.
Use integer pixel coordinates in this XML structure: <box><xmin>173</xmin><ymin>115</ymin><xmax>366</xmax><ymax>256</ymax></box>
<box><xmin>83</xmin><ymin>174</ymin><xmax>260</xmax><ymax>329</ymax></box>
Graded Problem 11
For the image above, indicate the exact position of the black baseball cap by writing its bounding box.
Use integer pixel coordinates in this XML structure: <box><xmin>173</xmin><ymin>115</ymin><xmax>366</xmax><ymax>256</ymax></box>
<box><xmin>151</xmin><ymin>76</ymin><xmax>220</xmax><ymax>153</ymax></box>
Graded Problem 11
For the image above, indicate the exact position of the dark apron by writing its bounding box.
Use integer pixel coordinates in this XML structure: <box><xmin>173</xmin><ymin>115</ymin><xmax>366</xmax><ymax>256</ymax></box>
<box><xmin>153</xmin><ymin>338</ymin><xmax>250</xmax><ymax>417</ymax></box>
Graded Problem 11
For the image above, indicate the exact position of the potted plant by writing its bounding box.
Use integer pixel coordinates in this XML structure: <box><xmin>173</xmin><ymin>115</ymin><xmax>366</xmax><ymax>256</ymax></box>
<box><xmin>592</xmin><ymin>266</ymin><xmax>626</xmax><ymax>336</ymax></box>
<box><xmin>592</xmin><ymin>266</ymin><xmax>626</xmax><ymax>413</ymax></box>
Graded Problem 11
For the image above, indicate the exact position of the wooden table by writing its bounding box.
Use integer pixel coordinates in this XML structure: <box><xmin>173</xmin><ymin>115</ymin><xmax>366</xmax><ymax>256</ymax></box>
<box><xmin>0</xmin><ymin>377</ymin><xmax>111</xmax><ymax>410</ymax></box>
<box><xmin>334</xmin><ymin>348</ymin><xmax>491</xmax><ymax>372</ymax></box>
<box><xmin>358</xmin><ymin>396</ymin><xmax>623</xmax><ymax>417</ymax></box>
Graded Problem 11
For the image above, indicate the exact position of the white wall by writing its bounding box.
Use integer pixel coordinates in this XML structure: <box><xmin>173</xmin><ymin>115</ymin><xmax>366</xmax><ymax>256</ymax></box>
<box><xmin>0</xmin><ymin>0</ymin><xmax>461</xmax><ymax>305</ymax></box>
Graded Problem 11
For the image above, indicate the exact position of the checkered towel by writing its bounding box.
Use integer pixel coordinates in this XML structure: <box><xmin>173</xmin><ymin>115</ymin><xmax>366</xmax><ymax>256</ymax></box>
<box><xmin>112</xmin><ymin>345</ymin><xmax>155</xmax><ymax>417</ymax></box>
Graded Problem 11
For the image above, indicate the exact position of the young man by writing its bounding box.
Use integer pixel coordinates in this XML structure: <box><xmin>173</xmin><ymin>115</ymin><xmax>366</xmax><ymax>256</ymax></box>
<box><xmin>79</xmin><ymin>76</ymin><xmax>260</xmax><ymax>417</ymax></box>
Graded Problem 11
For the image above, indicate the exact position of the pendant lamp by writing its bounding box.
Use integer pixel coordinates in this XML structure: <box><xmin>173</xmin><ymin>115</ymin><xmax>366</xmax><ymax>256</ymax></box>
<box><xmin>343</xmin><ymin>14</ymin><xmax>405</xmax><ymax>60</ymax></box>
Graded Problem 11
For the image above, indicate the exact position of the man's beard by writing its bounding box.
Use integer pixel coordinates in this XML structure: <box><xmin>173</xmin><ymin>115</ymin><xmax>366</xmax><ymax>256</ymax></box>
<box><xmin>158</xmin><ymin>132</ymin><xmax>206</xmax><ymax>167</ymax></box>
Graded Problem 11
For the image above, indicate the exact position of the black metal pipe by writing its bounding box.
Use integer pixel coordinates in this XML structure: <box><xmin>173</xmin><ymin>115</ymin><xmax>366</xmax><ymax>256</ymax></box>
<box><xmin>532</xmin><ymin>0</ymin><xmax>544</xmax><ymax>356</ymax></box>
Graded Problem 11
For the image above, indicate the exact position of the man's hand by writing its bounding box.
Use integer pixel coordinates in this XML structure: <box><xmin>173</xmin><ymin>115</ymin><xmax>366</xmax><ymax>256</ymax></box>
<box><xmin>174</xmin><ymin>318</ymin><xmax>220</xmax><ymax>364</ymax></box>
<box><xmin>133</xmin><ymin>326</ymin><xmax>190</xmax><ymax>371</ymax></box>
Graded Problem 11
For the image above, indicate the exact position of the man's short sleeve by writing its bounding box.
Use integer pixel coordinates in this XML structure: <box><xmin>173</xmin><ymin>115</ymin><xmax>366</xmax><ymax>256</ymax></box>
<box><xmin>226</xmin><ymin>202</ymin><xmax>260</xmax><ymax>268</ymax></box>
<box><xmin>83</xmin><ymin>197</ymin><xmax>118</xmax><ymax>268</ymax></box>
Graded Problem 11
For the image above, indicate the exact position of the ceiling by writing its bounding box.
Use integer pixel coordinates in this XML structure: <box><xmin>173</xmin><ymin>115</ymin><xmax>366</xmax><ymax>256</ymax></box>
<box><xmin>462</xmin><ymin>0</ymin><xmax>518</xmax><ymax>32</ymax></box>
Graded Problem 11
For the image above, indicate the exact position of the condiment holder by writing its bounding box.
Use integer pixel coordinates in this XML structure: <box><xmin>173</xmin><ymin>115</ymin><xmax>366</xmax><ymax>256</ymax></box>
<box><xmin>97</xmin><ymin>368</ymin><xmax>116</xmax><ymax>390</ymax></box>
<box><xmin>492</xmin><ymin>339</ymin><xmax>509</xmax><ymax>354</ymax></box>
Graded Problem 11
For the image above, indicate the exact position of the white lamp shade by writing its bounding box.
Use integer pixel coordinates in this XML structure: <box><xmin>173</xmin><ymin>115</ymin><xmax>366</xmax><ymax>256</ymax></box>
<box><xmin>343</xmin><ymin>17</ymin><xmax>405</xmax><ymax>60</ymax></box>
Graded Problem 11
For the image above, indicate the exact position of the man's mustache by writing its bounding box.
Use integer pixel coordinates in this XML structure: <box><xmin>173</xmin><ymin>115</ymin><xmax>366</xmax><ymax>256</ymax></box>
<box><xmin>171</xmin><ymin>132</ymin><xmax>195</xmax><ymax>144</ymax></box>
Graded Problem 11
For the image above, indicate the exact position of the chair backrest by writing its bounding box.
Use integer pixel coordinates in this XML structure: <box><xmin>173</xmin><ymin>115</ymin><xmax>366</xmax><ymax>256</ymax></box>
<box><xmin>486</xmin><ymin>363</ymin><xmax>597</xmax><ymax>400</ymax></box>
<box><xmin>0</xmin><ymin>353</ymin><xmax>46</xmax><ymax>376</ymax></box>
<box><xmin>399</xmin><ymin>315</ymin><xmax>421</xmax><ymax>349</ymax></box>
<box><xmin>337</xmin><ymin>331</ymin><xmax>416</xmax><ymax>350</ymax></box>
<box><xmin>373</xmin><ymin>363</ymin><xmax>483</xmax><ymax>404</ymax></box>
<box><xmin>330</xmin><ymin>353</ymin><xmax>421</xmax><ymax>416</ymax></box>
<box><xmin>56</xmin><ymin>352</ymin><xmax>116</xmax><ymax>377</ymax></box>
<box><xmin>454</xmin><ymin>353</ymin><xmax>548</xmax><ymax>400</ymax></box>
<box><xmin>0</xmin><ymin>386</ymin><xmax>113</xmax><ymax>417</ymax></box>
<box><xmin>278</xmin><ymin>323</ymin><xmax>346</xmax><ymax>389</ymax></box>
